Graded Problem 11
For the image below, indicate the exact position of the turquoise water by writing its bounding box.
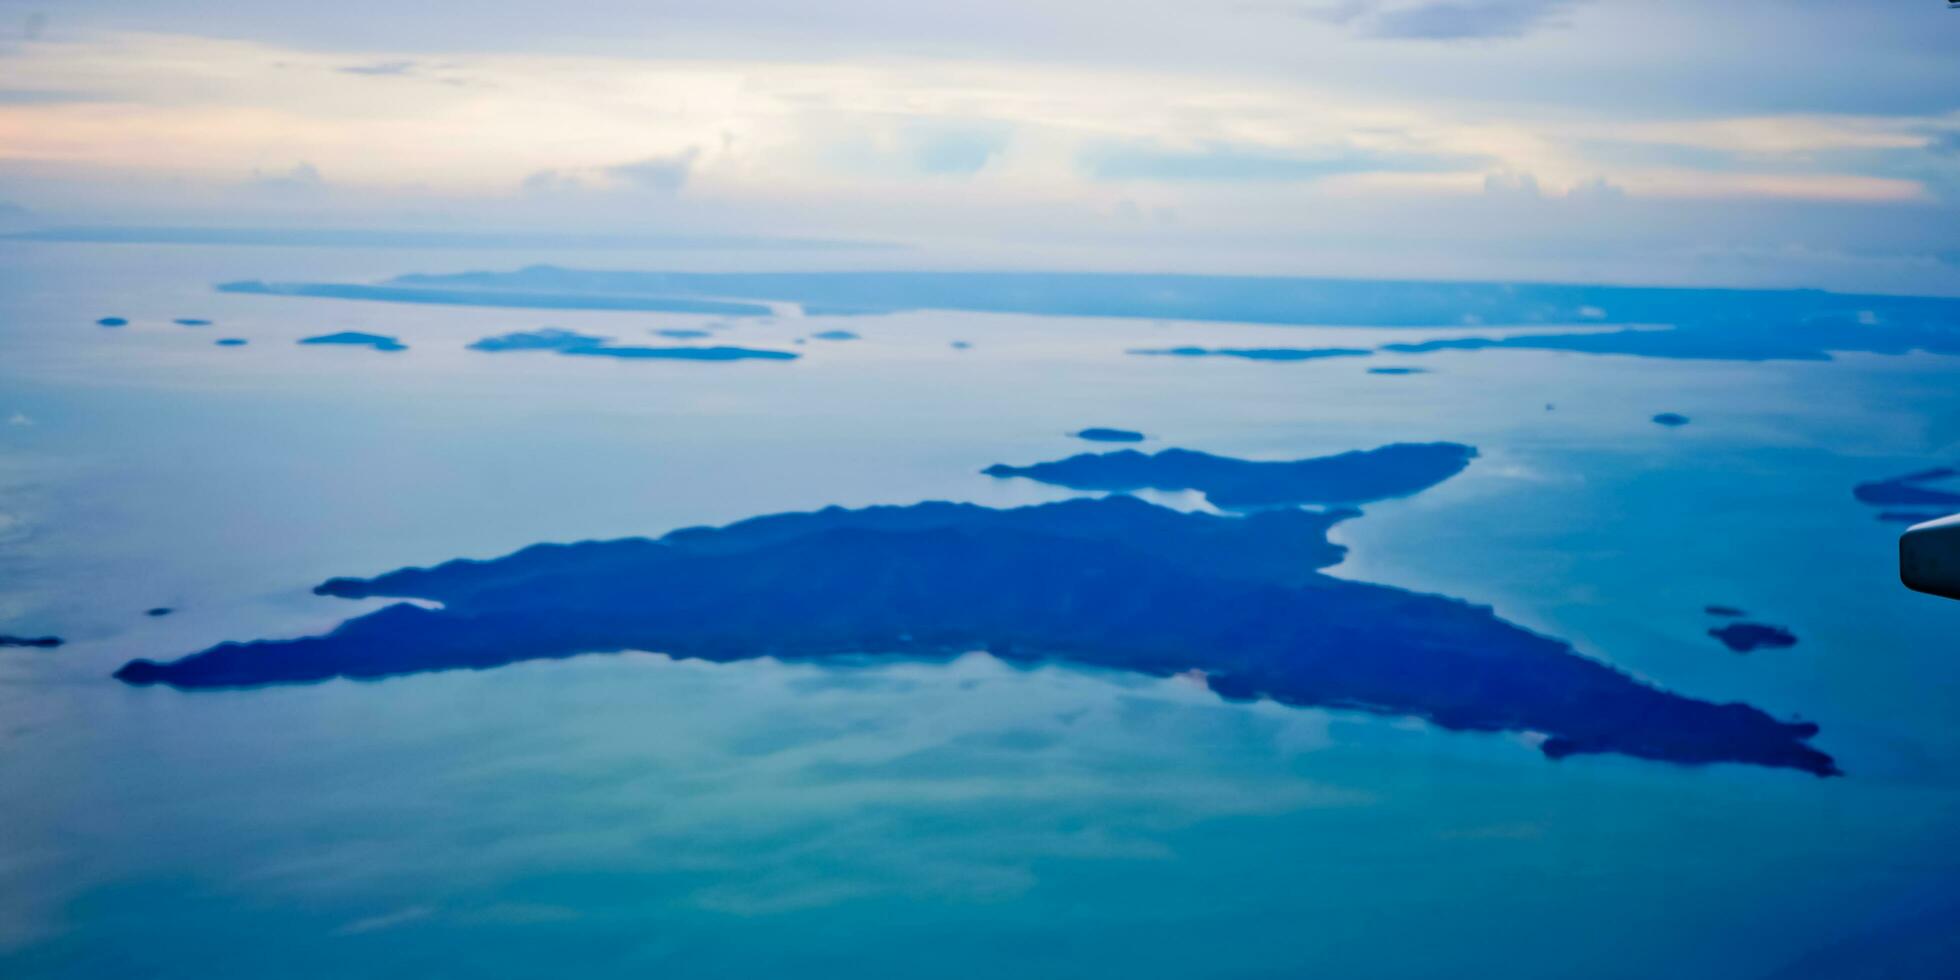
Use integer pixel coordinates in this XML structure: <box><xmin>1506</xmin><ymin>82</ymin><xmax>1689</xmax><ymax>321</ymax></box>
<box><xmin>2</xmin><ymin>242</ymin><xmax>1958</xmax><ymax>977</ymax></box>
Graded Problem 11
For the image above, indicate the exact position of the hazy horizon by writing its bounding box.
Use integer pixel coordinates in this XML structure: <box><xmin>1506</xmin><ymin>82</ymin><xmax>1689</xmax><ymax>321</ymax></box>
<box><xmin>3</xmin><ymin>1</ymin><xmax>1959</xmax><ymax>294</ymax></box>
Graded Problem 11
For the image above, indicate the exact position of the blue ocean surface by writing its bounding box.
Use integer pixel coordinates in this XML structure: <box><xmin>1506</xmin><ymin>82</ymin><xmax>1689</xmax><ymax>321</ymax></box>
<box><xmin>3</xmin><ymin>242</ymin><xmax>1960</xmax><ymax>978</ymax></box>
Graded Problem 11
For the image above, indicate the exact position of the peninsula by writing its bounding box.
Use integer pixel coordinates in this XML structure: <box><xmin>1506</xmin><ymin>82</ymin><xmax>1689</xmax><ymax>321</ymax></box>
<box><xmin>983</xmin><ymin>443</ymin><xmax>1476</xmax><ymax>508</ymax></box>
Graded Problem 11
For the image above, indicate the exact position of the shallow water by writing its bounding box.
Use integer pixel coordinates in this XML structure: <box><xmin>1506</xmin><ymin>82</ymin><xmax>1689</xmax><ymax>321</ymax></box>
<box><xmin>3</xmin><ymin>241</ymin><xmax>1959</xmax><ymax>978</ymax></box>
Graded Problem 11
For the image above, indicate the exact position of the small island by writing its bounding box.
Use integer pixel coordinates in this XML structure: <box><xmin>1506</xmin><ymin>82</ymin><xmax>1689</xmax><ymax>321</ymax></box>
<box><xmin>1</xmin><ymin>634</ymin><xmax>63</xmax><ymax>648</ymax></box>
<box><xmin>983</xmin><ymin>443</ymin><xmax>1476</xmax><ymax>508</ymax></box>
<box><xmin>214</xmin><ymin>338</ymin><xmax>248</xmax><ymax>347</ymax></box>
<box><xmin>299</xmin><ymin>331</ymin><xmax>407</xmax><ymax>352</ymax></box>
<box><xmin>1709</xmin><ymin>622</ymin><xmax>1799</xmax><ymax>654</ymax></box>
<box><xmin>1704</xmin><ymin>605</ymin><xmax>1746</xmax><ymax>618</ymax></box>
<box><xmin>468</xmin><ymin>328</ymin><xmax>609</xmax><ymax>352</ymax></box>
<box><xmin>1367</xmin><ymin>366</ymin><xmax>1428</xmax><ymax>375</ymax></box>
<box><xmin>146</xmin><ymin>607</ymin><xmax>173</xmax><ymax>617</ymax></box>
<box><xmin>1652</xmin><ymin>413</ymin><xmax>1691</xmax><ymax>427</ymax></box>
<box><xmin>468</xmin><ymin>328</ymin><xmax>797</xmax><ymax>362</ymax></box>
<box><xmin>1073</xmin><ymin>428</ymin><xmax>1146</xmax><ymax>443</ymax></box>
<box><xmin>1854</xmin><ymin>467</ymin><xmax>1960</xmax><ymax>508</ymax></box>
<box><xmin>1131</xmin><ymin>346</ymin><xmax>1372</xmax><ymax>362</ymax></box>
<box><xmin>809</xmin><ymin>330</ymin><xmax>860</xmax><ymax>341</ymax></box>
<box><xmin>97</xmin><ymin>317</ymin><xmax>128</xmax><ymax>327</ymax></box>
<box><xmin>561</xmin><ymin>345</ymin><xmax>798</xmax><ymax>362</ymax></box>
<box><xmin>654</xmin><ymin>328</ymin><xmax>712</xmax><ymax>339</ymax></box>
<box><xmin>174</xmin><ymin>318</ymin><xmax>213</xmax><ymax>326</ymax></box>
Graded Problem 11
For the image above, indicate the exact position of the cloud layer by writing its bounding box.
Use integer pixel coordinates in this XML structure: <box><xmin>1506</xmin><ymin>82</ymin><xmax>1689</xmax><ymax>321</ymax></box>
<box><xmin>0</xmin><ymin>3</ymin><xmax>1956</xmax><ymax>292</ymax></box>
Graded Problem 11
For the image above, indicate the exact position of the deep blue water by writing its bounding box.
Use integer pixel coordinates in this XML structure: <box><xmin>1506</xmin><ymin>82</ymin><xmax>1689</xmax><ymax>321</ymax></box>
<box><xmin>3</xmin><ymin>242</ymin><xmax>1960</xmax><ymax>977</ymax></box>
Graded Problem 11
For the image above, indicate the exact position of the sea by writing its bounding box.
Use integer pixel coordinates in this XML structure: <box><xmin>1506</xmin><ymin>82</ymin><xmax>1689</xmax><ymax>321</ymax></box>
<box><xmin>2</xmin><ymin>240</ymin><xmax>1958</xmax><ymax>978</ymax></box>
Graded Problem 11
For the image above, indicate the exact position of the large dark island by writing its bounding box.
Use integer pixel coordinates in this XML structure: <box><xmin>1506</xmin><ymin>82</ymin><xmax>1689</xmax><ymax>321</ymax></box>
<box><xmin>116</xmin><ymin>468</ymin><xmax>1836</xmax><ymax>776</ymax></box>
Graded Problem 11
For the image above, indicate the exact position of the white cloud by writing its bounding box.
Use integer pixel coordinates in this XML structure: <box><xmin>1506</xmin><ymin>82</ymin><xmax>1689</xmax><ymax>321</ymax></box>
<box><xmin>606</xmin><ymin>147</ymin><xmax>702</xmax><ymax>194</ymax></box>
<box><xmin>1482</xmin><ymin>170</ymin><xmax>1541</xmax><ymax>199</ymax></box>
<box><xmin>518</xmin><ymin>168</ymin><xmax>583</xmax><ymax>195</ymax></box>
<box><xmin>249</xmin><ymin>161</ymin><xmax>324</xmax><ymax>194</ymax></box>
<box><xmin>337</xmin><ymin>60</ymin><xmax>416</xmax><ymax>77</ymax></box>
<box><xmin>1564</xmin><ymin>175</ymin><xmax>1623</xmax><ymax>203</ymax></box>
<box><xmin>0</xmin><ymin>24</ymin><xmax>1955</xmax><ymax>292</ymax></box>
<box><xmin>0</xmin><ymin>30</ymin><xmax>1947</xmax><ymax>211</ymax></box>
<box><xmin>1261</xmin><ymin>0</ymin><xmax>1589</xmax><ymax>40</ymax></box>
<box><xmin>1363</xmin><ymin>0</ymin><xmax>1587</xmax><ymax>40</ymax></box>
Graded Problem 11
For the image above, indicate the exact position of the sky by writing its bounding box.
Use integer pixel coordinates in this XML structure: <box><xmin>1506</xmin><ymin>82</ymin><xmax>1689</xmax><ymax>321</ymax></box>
<box><xmin>2</xmin><ymin>0</ymin><xmax>1959</xmax><ymax>292</ymax></box>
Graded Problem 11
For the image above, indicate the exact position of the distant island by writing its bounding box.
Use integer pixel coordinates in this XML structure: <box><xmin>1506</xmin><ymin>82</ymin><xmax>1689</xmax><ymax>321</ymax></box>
<box><xmin>115</xmin><ymin>485</ymin><xmax>1837</xmax><ymax>776</ymax></box>
<box><xmin>1705</xmin><ymin>605</ymin><xmax>1746</xmax><ymax>617</ymax></box>
<box><xmin>215</xmin><ymin>338</ymin><xmax>248</xmax><ymax>347</ymax></box>
<box><xmin>1074</xmin><ymin>428</ymin><xmax>1146</xmax><ymax>443</ymax></box>
<box><xmin>96</xmin><ymin>317</ymin><xmax>127</xmax><ymax>327</ymax></box>
<box><xmin>299</xmin><ymin>331</ymin><xmax>406</xmax><ymax>352</ymax></box>
<box><xmin>146</xmin><ymin>607</ymin><xmax>173</xmax><ymax>617</ymax></box>
<box><xmin>1376</xmin><ymin>315</ymin><xmax>1960</xmax><ymax>362</ymax></box>
<box><xmin>1710</xmin><ymin>623</ymin><xmax>1799</xmax><ymax>654</ymax></box>
<box><xmin>654</xmin><ymin>328</ymin><xmax>711</xmax><ymax>339</ymax></box>
<box><xmin>1854</xmin><ymin>467</ymin><xmax>1960</xmax><ymax>508</ymax></box>
<box><xmin>213</xmin><ymin>268</ymin><xmax>1960</xmax><ymax>363</ymax></box>
<box><xmin>1852</xmin><ymin>467</ymin><xmax>1960</xmax><ymax>523</ymax></box>
<box><xmin>174</xmin><ymin>318</ymin><xmax>213</xmax><ymax>326</ymax></box>
<box><xmin>1652</xmin><ymin>413</ymin><xmax>1691</xmax><ymax>427</ymax></box>
<box><xmin>1367</xmin><ymin>366</ymin><xmax>1428</xmax><ymax>375</ymax></box>
<box><xmin>1</xmin><ymin>635</ymin><xmax>63</xmax><ymax>649</ymax></box>
<box><xmin>1131</xmin><ymin>346</ymin><xmax>1371</xmax><ymax>362</ymax></box>
<box><xmin>984</xmin><ymin>443</ymin><xmax>1475</xmax><ymax>508</ymax></box>
<box><xmin>467</xmin><ymin>327</ymin><xmax>605</xmax><ymax>352</ymax></box>
<box><xmin>220</xmin><ymin>279</ymin><xmax>772</xmax><ymax>317</ymax></box>
<box><xmin>809</xmin><ymin>330</ymin><xmax>860</xmax><ymax>341</ymax></box>
<box><xmin>468</xmin><ymin>328</ymin><xmax>797</xmax><ymax>362</ymax></box>
<box><xmin>560</xmin><ymin>345</ymin><xmax>797</xmax><ymax>362</ymax></box>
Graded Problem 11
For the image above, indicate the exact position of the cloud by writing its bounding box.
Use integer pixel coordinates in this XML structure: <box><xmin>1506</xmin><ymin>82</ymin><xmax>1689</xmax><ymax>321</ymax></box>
<box><xmin>1292</xmin><ymin>0</ymin><xmax>1587</xmax><ymax>40</ymax></box>
<box><xmin>1083</xmin><ymin>141</ymin><xmax>1478</xmax><ymax>182</ymax></box>
<box><xmin>250</xmin><ymin>161</ymin><xmax>325</xmax><ymax>194</ymax></box>
<box><xmin>606</xmin><ymin>147</ymin><xmax>702</xmax><ymax>194</ymax></box>
<box><xmin>0</xmin><ymin>90</ymin><xmax>109</xmax><ymax>106</ymax></box>
<box><xmin>819</xmin><ymin>122</ymin><xmax>1012</xmax><ymax>179</ymax></box>
<box><xmin>1575</xmin><ymin>138</ymin><xmax>1739</xmax><ymax>172</ymax></box>
<box><xmin>6</xmin><ymin>411</ymin><xmax>31</xmax><ymax>427</ymax></box>
<box><xmin>1288</xmin><ymin>0</ymin><xmax>1375</xmax><ymax>25</ymax></box>
<box><xmin>2</xmin><ymin>29</ymin><xmax>1956</xmax><ymax>294</ymax></box>
<box><xmin>1371</xmin><ymin>0</ymin><xmax>1582</xmax><ymax>39</ymax></box>
<box><xmin>337</xmin><ymin>60</ymin><xmax>417</xmax><ymax>77</ymax></box>
<box><xmin>518</xmin><ymin>168</ymin><xmax>583</xmax><ymax>195</ymax></box>
<box><xmin>1565</xmin><ymin>175</ymin><xmax>1624</xmax><ymax>203</ymax></box>
<box><xmin>909</xmin><ymin>125</ymin><xmax>1009</xmax><ymax>176</ymax></box>
<box><xmin>1482</xmin><ymin>170</ymin><xmax>1541</xmax><ymax>198</ymax></box>
<box><xmin>1484</xmin><ymin>172</ymin><xmax>1629</xmax><ymax>204</ymax></box>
